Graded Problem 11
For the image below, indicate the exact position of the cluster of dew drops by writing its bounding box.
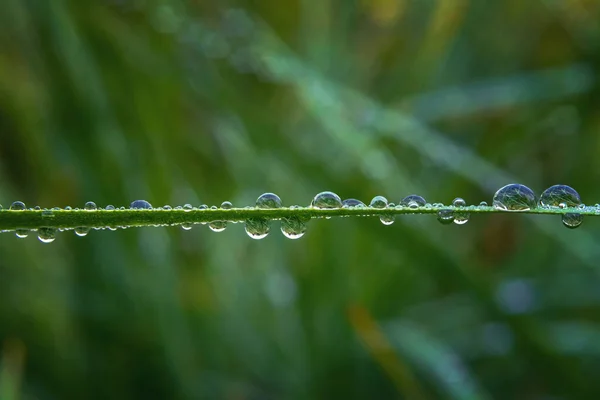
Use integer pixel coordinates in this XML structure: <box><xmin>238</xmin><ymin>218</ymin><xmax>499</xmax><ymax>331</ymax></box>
<box><xmin>0</xmin><ymin>184</ymin><xmax>591</xmax><ymax>244</ymax></box>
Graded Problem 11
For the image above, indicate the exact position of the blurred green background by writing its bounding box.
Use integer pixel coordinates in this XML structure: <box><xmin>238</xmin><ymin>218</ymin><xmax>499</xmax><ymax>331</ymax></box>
<box><xmin>2</xmin><ymin>0</ymin><xmax>600</xmax><ymax>399</ymax></box>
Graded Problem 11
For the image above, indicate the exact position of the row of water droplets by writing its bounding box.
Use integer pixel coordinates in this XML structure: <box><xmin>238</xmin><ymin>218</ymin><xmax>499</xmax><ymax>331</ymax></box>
<box><xmin>0</xmin><ymin>184</ymin><xmax>589</xmax><ymax>243</ymax></box>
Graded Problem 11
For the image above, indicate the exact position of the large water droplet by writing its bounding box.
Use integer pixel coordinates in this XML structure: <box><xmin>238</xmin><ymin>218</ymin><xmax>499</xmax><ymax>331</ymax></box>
<box><xmin>539</xmin><ymin>185</ymin><xmax>581</xmax><ymax>208</ymax></box>
<box><xmin>10</xmin><ymin>201</ymin><xmax>26</xmax><ymax>210</ymax></box>
<box><xmin>130</xmin><ymin>200</ymin><xmax>153</xmax><ymax>209</ymax></box>
<box><xmin>562</xmin><ymin>213</ymin><xmax>583</xmax><ymax>229</ymax></box>
<box><xmin>84</xmin><ymin>201</ymin><xmax>97</xmax><ymax>211</ymax></box>
<box><xmin>15</xmin><ymin>229</ymin><xmax>29</xmax><ymax>238</ymax></box>
<box><xmin>311</xmin><ymin>191</ymin><xmax>342</xmax><ymax>209</ymax></box>
<box><xmin>105</xmin><ymin>205</ymin><xmax>115</xmax><ymax>210</ymax></box>
<box><xmin>221</xmin><ymin>201</ymin><xmax>233</xmax><ymax>209</ymax></box>
<box><xmin>437</xmin><ymin>210</ymin><xmax>454</xmax><ymax>225</ymax></box>
<box><xmin>452</xmin><ymin>198</ymin><xmax>470</xmax><ymax>225</ymax></box>
<box><xmin>38</xmin><ymin>227</ymin><xmax>56</xmax><ymax>243</ymax></box>
<box><xmin>75</xmin><ymin>227</ymin><xmax>90</xmax><ymax>237</ymax></box>
<box><xmin>245</xmin><ymin>217</ymin><xmax>270</xmax><ymax>239</ymax></box>
<box><xmin>400</xmin><ymin>195</ymin><xmax>426</xmax><ymax>208</ymax></box>
<box><xmin>256</xmin><ymin>193</ymin><xmax>282</xmax><ymax>208</ymax></box>
<box><xmin>493</xmin><ymin>184</ymin><xmax>536</xmax><ymax>211</ymax></box>
<box><xmin>183</xmin><ymin>204</ymin><xmax>193</xmax><ymax>212</ymax></box>
<box><xmin>209</xmin><ymin>221</ymin><xmax>227</xmax><ymax>232</ymax></box>
<box><xmin>342</xmin><ymin>198</ymin><xmax>365</xmax><ymax>208</ymax></box>
<box><xmin>281</xmin><ymin>216</ymin><xmax>307</xmax><ymax>239</ymax></box>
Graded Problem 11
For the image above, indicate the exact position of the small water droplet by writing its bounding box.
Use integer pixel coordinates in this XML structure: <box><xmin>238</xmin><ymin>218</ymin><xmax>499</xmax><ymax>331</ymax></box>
<box><xmin>578</xmin><ymin>204</ymin><xmax>586</xmax><ymax>210</ymax></box>
<box><xmin>562</xmin><ymin>213</ymin><xmax>583</xmax><ymax>229</ymax></box>
<box><xmin>84</xmin><ymin>201</ymin><xmax>97</xmax><ymax>211</ymax></box>
<box><xmin>380</xmin><ymin>213</ymin><xmax>395</xmax><ymax>226</ymax></box>
<box><xmin>41</xmin><ymin>210</ymin><xmax>54</xmax><ymax>218</ymax></box>
<box><xmin>400</xmin><ymin>195</ymin><xmax>426</xmax><ymax>208</ymax></box>
<box><xmin>34</xmin><ymin>206</ymin><xmax>41</xmax><ymax>210</ymax></box>
<box><xmin>493</xmin><ymin>184</ymin><xmax>536</xmax><ymax>211</ymax></box>
<box><xmin>256</xmin><ymin>193</ymin><xmax>282</xmax><ymax>208</ymax></box>
<box><xmin>10</xmin><ymin>201</ymin><xmax>26</xmax><ymax>210</ymax></box>
<box><xmin>281</xmin><ymin>216</ymin><xmax>307</xmax><ymax>239</ymax></box>
<box><xmin>130</xmin><ymin>200</ymin><xmax>153</xmax><ymax>209</ymax></box>
<box><xmin>105</xmin><ymin>205</ymin><xmax>115</xmax><ymax>210</ymax></box>
<box><xmin>183</xmin><ymin>204</ymin><xmax>193</xmax><ymax>212</ymax></box>
<box><xmin>479</xmin><ymin>201</ymin><xmax>488</xmax><ymax>207</ymax></box>
<box><xmin>539</xmin><ymin>185</ymin><xmax>581</xmax><ymax>208</ymax></box>
<box><xmin>245</xmin><ymin>217</ymin><xmax>270</xmax><ymax>239</ymax></box>
<box><xmin>15</xmin><ymin>229</ymin><xmax>29</xmax><ymax>238</ymax></box>
<box><xmin>437</xmin><ymin>210</ymin><xmax>454</xmax><ymax>225</ymax></box>
<box><xmin>38</xmin><ymin>227</ymin><xmax>56</xmax><ymax>243</ymax></box>
<box><xmin>65</xmin><ymin>206</ymin><xmax>72</xmax><ymax>210</ymax></box>
<box><xmin>342</xmin><ymin>198</ymin><xmax>365</xmax><ymax>208</ymax></box>
<box><xmin>452</xmin><ymin>198</ymin><xmax>466</xmax><ymax>207</ymax></box>
<box><xmin>199</xmin><ymin>204</ymin><xmax>208</xmax><ymax>210</ymax></box>
<box><xmin>221</xmin><ymin>201</ymin><xmax>233</xmax><ymax>209</ymax></box>
<box><xmin>163</xmin><ymin>205</ymin><xmax>172</xmax><ymax>210</ymax></box>
<box><xmin>369</xmin><ymin>196</ymin><xmax>388</xmax><ymax>208</ymax></box>
<box><xmin>175</xmin><ymin>206</ymin><xmax>183</xmax><ymax>210</ymax></box>
<box><xmin>311</xmin><ymin>191</ymin><xmax>342</xmax><ymax>209</ymax></box>
<box><xmin>75</xmin><ymin>227</ymin><xmax>90</xmax><ymax>237</ymax></box>
<box><xmin>181</xmin><ymin>223</ymin><xmax>193</xmax><ymax>230</ymax></box>
<box><xmin>209</xmin><ymin>221</ymin><xmax>227</xmax><ymax>232</ymax></box>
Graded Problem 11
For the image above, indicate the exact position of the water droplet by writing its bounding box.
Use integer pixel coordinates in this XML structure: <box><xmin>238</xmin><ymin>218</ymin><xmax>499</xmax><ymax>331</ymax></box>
<box><xmin>437</xmin><ymin>210</ymin><xmax>454</xmax><ymax>225</ymax></box>
<box><xmin>33</xmin><ymin>206</ymin><xmax>41</xmax><ymax>210</ymax></box>
<box><xmin>400</xmin><ymin>195</ymin><xmax>426</xmax><ymax>208</ymax></box>
<box><xmin>84</xmin><ymin>201</ymin><xmax>97</xmax><ymax>211</ymax></box>
<box><xmin>209</xmin><ymin>221</ymin><xmax>227</xmax><ymax>232</ymax></box>
<box><xmin>452</xmin><ymin>198</ymin><xmax>466</xmax><ymax>207</ymax></box>
<box><xmin>369</xmin><ymin>196</ymin><xmax>388</xmax><ymax>208</ymax></box>
<box><xmin>380</xmin><ymin>213</ymin><xmax>395</xmax><ymax>226</ymax></box>
<box><xmin>479</xmin><ymin>201</ymin><xmax>488</xmax><ymax>207</ymax></box>
<box><xmin>450</xmin><ymin>198</ymin><xmax>469</xmax><ymax>224</ymax></box>
<box><xmin>562</xmin><ymin>213</ymin><xmax>583</xmax><ymax>229</ymax></box>
<box><xmin>130</xmin><ymin>200</ymin><xmax>153</xmax><ymax>209</ymax></box>
<box><xmin>281</xmin><ymin>216</ymin><xmax>307</xmax><ymax>239</ymax></box>
<box><xmin>105</xmin><ymin>205</ymin><xmax>115</xmax><ymax>210</ymax></box>
<box><xmin>245</xmin><ymin>217</ymin><xmax>270</xmax><ymax>239</ymax></box>
<box><xmin>493</xmin><ymin>184</ymin><xmax>536</xmax><ymax>211</ymax></box>
<box><xmin>256</xmin><ymin>193</ymin><xmax>282</xmax><ymax>208</ymax></box>
<box><xmin>221</xmin><ymin>201</ymin><xmax>233</xmax><ymax>209</ymax></box>
<box><xmin>199</xmin><ymin>204</ymin><xmax>208</xmax><ymax>210</ymax></box>
<box><xmin>15</xmin><ymin>229</ymin><xmax>29</xmax><ymax>238</ymax></box>
<box><xmin>163</xmin><ymin>205</ymin><xmax>172</xmax><ymax>210</ymax></box>
<box><xmin>10</xmin><ymin>201</ymin><xmax>26</xmax><ymax>210</ymax></box>
<box><xmin>578</xmin><ymin>204</ymin><xmax>586</xmax><ymax>210</ymax></box>
<box><xmin>183</xmin><ymin>204</ymin><xmax>193</xmax><ymax>212</ymax></box>
<box><xmin>175</xmin><ymin>206</ymin><xmax>183</xmax><ymax>210</ymax></box>
<box><xmin>181</xmin><ymin>223</ymin><xmax>193</xmax><ymax>230</ymax></box>
<box><xmin>539</xmin><ymin>185</ymin><xmax>581</xmax><ymax>208</ymax></box>
<box><xmin>311</xmin><ymin>191</ymin><xmax>342</xmax><ymax>209</ymax></box>
<box><xmin>38</xmin><ymin>227</ymin><xmax>56</xmax><ymax>243</ymax></box>
<box><xmin>342</xmin><ymin>198</ymin><xmax>365</xmax><ymax>208</ymax></box>
<box><xmin>75</xmin><ymin>227</ymin><xmax>90</xmax><ymax>237</ymax></box>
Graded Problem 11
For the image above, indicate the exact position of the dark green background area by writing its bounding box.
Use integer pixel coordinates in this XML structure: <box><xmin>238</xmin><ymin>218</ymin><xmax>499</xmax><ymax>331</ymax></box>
<box><xmin>2</xmin><ymin>1</ymin><xmax>600</xmax><ymax>399</ymax></box>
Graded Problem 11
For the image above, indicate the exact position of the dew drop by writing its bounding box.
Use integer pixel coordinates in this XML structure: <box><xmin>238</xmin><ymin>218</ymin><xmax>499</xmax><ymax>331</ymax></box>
<box><xmin>209</xmin><ymin>221</ymin><xmax>227</xmax><ymax>232</ymax></box>
<box><xmin>256</xmin><ymin>193</ymin><xmax>282</xmax><ymax>208</ymax></box>
<box><xmin>15</xmin><ymin>229</ymin><xmax>29</xmax><ymax>238</ymax></box>
<box><xmin>221</xmin><ymin>201</ymin><xmax>233</xmax><ymax>209</ymax></box>
<box><xmin>539</xmin><ymin>185</ymin><xmax>581</xmax><ymax>208</ymax></box>
<box><xmin>175</xmin><ymin>206</ymin><xmax>183</xmax><ymax>210</ymax></box>
<box><xmin>493</xmin><ymin>184</ymin><xmax>536</xmax><ymax>211</ymax></box>
<box><xmin>400</xmin><ymin>195</ymin><xmax>426</xmax><ymax>208</ymax></box>
<box><xmin>75</xmin><ymin>227</ymin><xmax>90</xmax><ymax>237</ymax></box>
<box><xmin>562</xmin><ymin>213</ymin><xmax>583</xmax><ymax>229</ymax></box>
<box><xmin>130</xmin><ymin>200</ymin><xmax>153</xmax><ymax>209</ymax></box>
<box><xmin>245</xmin><ymin>217</ymin><xmax>270</xmax><ymax>239</ymax></box>
<box><xmin>183</xmin><ymin>204</ymin><xmax>193</xmax><ymax>212</ymax></box>
<box><xmin>38</xmin><ymin>227</ymin><xmax>56</xmax><ymax>243</ymax></box>
<box><xmin>342</xmin><ymin>198</ymin><xmax>365</xmax><ymax>208</ymax></box>
<box><xmin>451</xmin><ymin>198</ymin><xmax>469</xmax><ymax>224</ymax></box>
<box><xmin>437</xmin><ymin>210</ymin><xmax>454</xmax><ymax>225</ymax></box>
<box><xmin>281</xmin><ymin>216</ymin><xmax>307</xmax><ymax>239</ymax></box>
<box><xmin>105</xmin><ymin>205</ymin><xmax>115</xmax><ymax>210</ymax></box>
<box><xmin>369</xmin><ymin>195</ymin><xmax>388</xmax><ymax>208</ymax></box>
<box><xmin>479</xmin><ymin>201</ymin><xmax>488</xmax><ymax>207</ymax></box>
<box><xmin>163</xmin><ymin>205</ymin><xmax>172</xmax><ymax>210</ymax></box>
<box><xmin>181</xmin><ymin>223</ymin><xmax>193</xmax><ymax>230</ymax></box>
<box><xmin>199</xmin><ymin>204</ymin><xmax>208</xmax><ymax>210</ymax></box>
<box><xmin>311</xmin><ymin>191</ymin><xmax>342</xmax><ymax>209</ymax></box>
<box><xmin>10</xmin><ymin>201</ymin><xmax>26</xmax><ymax>210</ymax></box>
<box><xmin>452</xmin><ymin>198</ymin><xmax>466</xmax><ymax>207</ymax></box>
<box><xmin>380</xmin><ymin>213</ymin><xmax>395</xmax><ymax>226</ymax></box>
<box><xmin>84</xmin><ymin>201</ymin><xmax>97</xmax><ymax>211</ymax></box>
